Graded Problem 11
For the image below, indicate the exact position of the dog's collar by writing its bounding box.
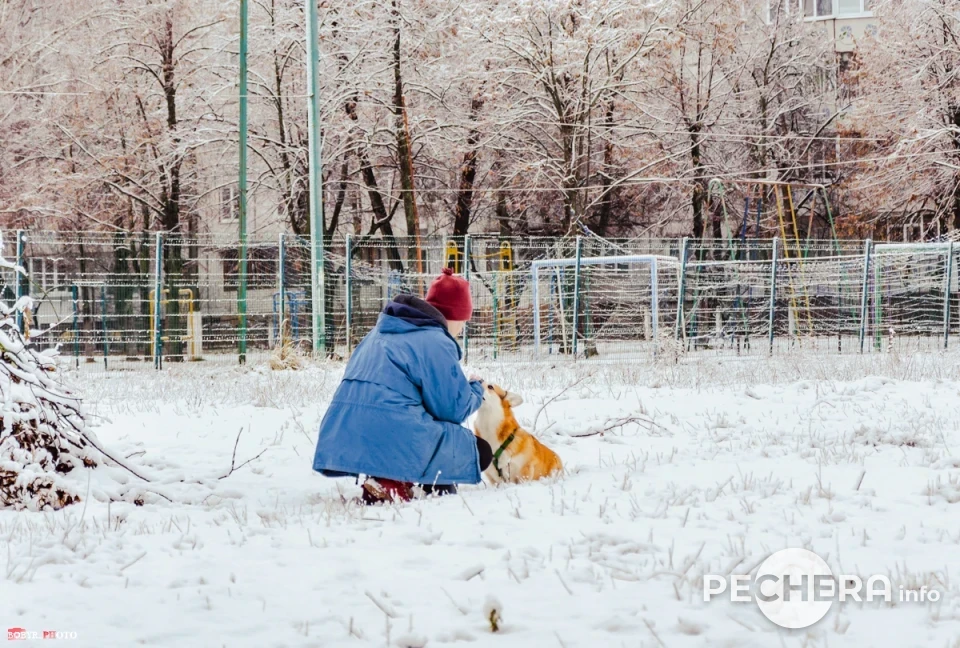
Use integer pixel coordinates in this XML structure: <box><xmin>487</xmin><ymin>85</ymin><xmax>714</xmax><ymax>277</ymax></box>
<box><xmin>492</xmin><ymin>432</ymin><xmax>516</xmax><ymax>478</ymax></box>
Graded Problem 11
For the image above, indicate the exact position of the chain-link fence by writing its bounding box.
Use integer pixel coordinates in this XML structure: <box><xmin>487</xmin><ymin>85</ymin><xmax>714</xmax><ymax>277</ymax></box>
<box><xmin>0</xmin><ymin>231</ymin><xmax>956</xmax><ymax>370</ymax></box>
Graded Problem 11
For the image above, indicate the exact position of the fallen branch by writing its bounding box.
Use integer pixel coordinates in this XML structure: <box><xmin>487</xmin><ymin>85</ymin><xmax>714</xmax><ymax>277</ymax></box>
<box><xmin>532</xmin><ymin>371</ymin><xmax>596</xmax><ymax>432</ymax></box>
<box><xmin>219</xmin><ymin>427</ymin><xmax>268</xmax><ymax>480</ymax></box>
<box><xmin>571</xmin><ymin>415</ymin><xmax>659</xmax><ymax>438</ymax></box>
<box><xmin>81</xmin><ymin>432</ymin><xmax>153</xmax><ymax>483</ymax></box>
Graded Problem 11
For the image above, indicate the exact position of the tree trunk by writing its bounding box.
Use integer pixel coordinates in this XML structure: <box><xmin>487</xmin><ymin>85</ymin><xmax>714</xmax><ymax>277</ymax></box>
<box><xmin>689</xmin><ymin>124</ymin><xmax>707</xmax><ymax>240</ymax></box>
<box><xmin>452</xmin><ymin>93</ymin><xmax>485</xmax><ymax>238</ymax></box>
<box><xmin>344</xmin><ymin>97</ymin><xmax>404</xmax><ymax>272</ymax></box>
<box><xmin>392</xmin><ymin>1</ymin><xmax>418</xmax><ymax>264</ymax></box>
<box><xmin>594</xmin><ymin>97</ymin><xmax>617</xmax><ymax>237</ymax></box>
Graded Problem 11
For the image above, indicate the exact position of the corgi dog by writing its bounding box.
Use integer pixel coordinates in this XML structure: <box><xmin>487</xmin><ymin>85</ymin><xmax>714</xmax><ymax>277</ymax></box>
<box><xmin>473</xmin><ymin>382</ymin><xmax>562</xmax><ymax>484</ymax></box>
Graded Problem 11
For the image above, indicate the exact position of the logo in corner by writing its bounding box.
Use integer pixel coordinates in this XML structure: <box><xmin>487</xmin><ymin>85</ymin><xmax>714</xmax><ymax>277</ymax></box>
<box><xmin>7</xmin><ymin>628</ymin><xmax>27</xmax><ymax>641</ymax></box>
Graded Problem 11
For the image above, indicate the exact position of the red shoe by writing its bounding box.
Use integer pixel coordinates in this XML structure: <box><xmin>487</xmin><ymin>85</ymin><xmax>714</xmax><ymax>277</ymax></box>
<box><xmin>362</xmin><ymin>478</ymin><xmax>413</xmax><ymax>504</ymax></box>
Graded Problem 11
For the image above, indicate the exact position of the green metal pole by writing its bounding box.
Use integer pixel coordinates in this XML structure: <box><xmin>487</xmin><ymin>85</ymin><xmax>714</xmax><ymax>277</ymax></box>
<box><xmin>675</xmin><ymin>236</ymin><xmax>689</xmax><ymax>340</ymax></box>
<box><xmin>153</xmin><ymin>233</ymin><xmax>164</xmax><ymax>370</ymax></box>
<box><xmin>462</xmin><ymin>235</ymin><xmax>471</xmax><ymax>362</ymax></box>
<box><xmin>14</xmin><ymin>230</ymin><xmax>24</xmax><ymax>331</ymax></box>
<box><xmin>572</xmin><ymin>235</ymin><xmax>582</xmax><ymax>358</ymax></box>
<box><xmin>858</xmin><ymin>239</ymin><xmax>872</xmax><ymax>353</ymax></box>
<box><xmin>238</xmin><ymin>0</ymin><xmax>249</xmax><ymax>365</ymax></box>
<box><xmin>944</xmin><ymin>242</ymin><xmax>954</xmax><ymax>350</ymax></box>
<box><xmin>278</xmin><ymin>232</ymin><xmax>286</xmax><ymax>346</ymax></box>
<box><xmin>345</xmin><ymin>234</ymin><xmax>353</xmax><ymax>354</ymax></box>
<box><xmin>768</xmin><ymin>237</ymin><xmax>779</xmax><ymax>355</ymax></box>
<box><xmin>101</xmin><ymin>284</ymin><xmax>109</xmax><ymax>370</ymax></box>
<box><xmin>492</xmin><ymin>288</ymin><xmax>499</xmax><ymax>360</ymax></box>
<box><xmin>306</xmin><ymin>0</ymin><xmax>326</xmax><ymax>356</ymax></box>
<box><xmin>874</xmin><ymin>250</ymin><xmax>882</xmax><ymax>351</ymax></box>
<box><xmin>71</xmin><ymin>284</ymin><xmax>80</xmax><ymax>370</ymax></box>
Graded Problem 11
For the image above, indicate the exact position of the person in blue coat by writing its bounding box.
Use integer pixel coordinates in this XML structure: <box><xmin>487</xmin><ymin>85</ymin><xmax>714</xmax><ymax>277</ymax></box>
<box><xmin>313</xmin><ymin>268</ymin><xmax>493</xmax><ymax>504</ymax></box>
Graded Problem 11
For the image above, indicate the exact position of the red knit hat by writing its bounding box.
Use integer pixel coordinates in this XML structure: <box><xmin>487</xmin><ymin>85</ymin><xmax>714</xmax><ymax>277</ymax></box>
<box><xmin>426</xmin><ymin>267</ymin><xmax>472</xmax><ymax>321</ymax></box>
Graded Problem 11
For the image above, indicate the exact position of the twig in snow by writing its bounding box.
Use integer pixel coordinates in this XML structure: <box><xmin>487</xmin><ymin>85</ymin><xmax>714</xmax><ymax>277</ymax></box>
<box><xmin>643</xmin><ymin>618</ymin><xmax>667</xmax><ymax>648</ymax></box>
<box><xmin>347</xmin><ymin>617</ymin><xmax>363</xmax><ymax>639</ymax></box>
<box><xmin>727</xmin><ymin>614</ymin><xmax>755</xmax><ymax>632</ymax></box>
<box><xmin>80</xmin><ymin>432</ymin><xmax>154</xmax><ymax>483</ymax></box>
<box><xmin>457</xmin><ymin>565</ymin><xmax>484</xmax><ymax>581</ymax></box>
<box><xmin>573</xmin><ymin>415</ymin><xmax>657</xmax><ymax>438</ymax></box>
<box><xmin>364</xmin><ymin>590</ymin><xmax>399</xmax><ymax>618</ymax></box>
<box><xmin>533</xmin><ymin>372</ymin><xmax>595</xmax><ymax>432</ymax></box>
<box><xmin>440</xmin><ymin>587</ymin><xmax>468</xmax><ymax>615</ymax></box>
<box><xmin>459</xmin><ymin>492</ymin><xmax>476</xmax><ymax>517</ymax></box>
<box><xmin>554</xmin><ymin>569</ymin><xmax>573</xmax><ymax>595</ymax></box>
<box><xmin>219</xmin><ymin>427</ymin><xmax>268</xmax><ymax>479</ymax></box>
<box><xmin>855</xmin><ymin>470</ymin><xmax>866</xmax><ymax>491</ymax></box>
<box><xmin>120</xmin><ymin>552</ymin><xmax>147</xmax><ymax>572</ymax></box>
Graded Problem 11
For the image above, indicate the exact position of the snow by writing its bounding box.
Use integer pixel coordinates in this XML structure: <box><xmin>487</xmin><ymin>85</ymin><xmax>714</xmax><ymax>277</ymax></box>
<box><xmin>2</xmin><ymin>353</ymin><xmax>960</xmax><ymax>647</ymax></box>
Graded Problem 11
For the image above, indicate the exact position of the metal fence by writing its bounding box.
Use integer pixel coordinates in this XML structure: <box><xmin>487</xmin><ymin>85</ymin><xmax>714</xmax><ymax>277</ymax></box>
<box><xmin>0</xmin><ymin>231</ymin><xmax>956</xmax><ymax>370</ymax></box>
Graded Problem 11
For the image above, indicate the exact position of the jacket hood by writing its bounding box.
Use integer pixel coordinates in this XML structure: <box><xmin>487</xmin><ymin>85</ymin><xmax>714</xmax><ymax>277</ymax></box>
<box><xmin>381</xmin><ymin>294</ymin><xmax>447</xmax><ymax>329</ymax></box>
<box><xmin>378</xmin><ymin>294</ymin><xmax>461</xmax><ymax>358</ymax></box>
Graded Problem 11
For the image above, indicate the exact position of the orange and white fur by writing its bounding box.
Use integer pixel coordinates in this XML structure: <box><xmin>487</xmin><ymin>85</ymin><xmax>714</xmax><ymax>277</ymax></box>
<box><xmin>474</xmin><ymin>382</ymin><xmax>562</xmax><ymax>483</ymax></box>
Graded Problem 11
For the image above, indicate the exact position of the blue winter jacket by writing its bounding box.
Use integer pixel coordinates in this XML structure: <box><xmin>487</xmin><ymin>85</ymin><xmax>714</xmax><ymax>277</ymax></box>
<box><xmin>312</xmin><ymin>294</ymin><xmax>484</xmax><ymax>485</ymax></box>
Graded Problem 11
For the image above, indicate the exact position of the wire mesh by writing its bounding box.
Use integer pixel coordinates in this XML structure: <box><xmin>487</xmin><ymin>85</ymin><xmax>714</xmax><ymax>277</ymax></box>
<box><xmin>0</xmin><ymin>231</ymin><xmax>956</xmax><ymax>370</ymax></box>
<box><xmin>870</xmin><ymin>245</ymin><xmax>955</xmax><ymax>353</ymax></box>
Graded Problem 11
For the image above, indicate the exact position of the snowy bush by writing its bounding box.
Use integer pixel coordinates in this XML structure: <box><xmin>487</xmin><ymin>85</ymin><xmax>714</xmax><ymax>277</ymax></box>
<box><xmin>0</xmin><ymin>241</ymin><xmax>95</xmax><ymax>510</ymax></box>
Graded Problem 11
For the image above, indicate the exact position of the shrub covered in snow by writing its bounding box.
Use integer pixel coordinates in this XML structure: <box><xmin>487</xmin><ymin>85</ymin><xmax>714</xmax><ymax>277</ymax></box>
<box><xmin>0</xmin><ymin>242</ymin><xmax>95</xmax><ymax>510</ymax></box>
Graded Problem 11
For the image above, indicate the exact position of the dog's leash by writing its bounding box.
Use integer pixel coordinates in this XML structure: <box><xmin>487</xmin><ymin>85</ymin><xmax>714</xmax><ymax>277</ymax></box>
<box><xmin>492</xmin><ymin>433</ymin><xmax>516</xmax><ymax>478</ymax></box>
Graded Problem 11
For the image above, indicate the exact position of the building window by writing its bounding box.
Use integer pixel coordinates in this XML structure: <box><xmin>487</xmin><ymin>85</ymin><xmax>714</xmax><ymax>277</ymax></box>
<box><xmin>803</xmin><ymin>0</ymin><xmax>834</xmax><ymax>18</ymax></box>
<box><xmin>791</xmin><ymin>0</ymin><xmax>872</xmax><ymax>19</ymax></box>
<box><xmin>838</xmin><ymin>0</ymin><xmax>869</xmax><ymax>15</ymax></box>
<box><xmin>220</xmin><ymin>184</ymin><xmax>239</xmax><ymax>223</ymax></box>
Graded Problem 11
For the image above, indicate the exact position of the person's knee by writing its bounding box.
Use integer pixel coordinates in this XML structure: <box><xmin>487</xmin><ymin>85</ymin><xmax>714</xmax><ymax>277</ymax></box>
<box><xmin>476</xmin><ymin>437</ymin><xmax>493</xmax><ymax>471</ymax></box>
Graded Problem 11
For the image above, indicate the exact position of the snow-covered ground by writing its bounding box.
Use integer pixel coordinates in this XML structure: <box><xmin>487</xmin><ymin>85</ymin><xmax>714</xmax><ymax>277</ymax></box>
<box><xmin>3</xmin><ymin>352</ymin><xmax>960</xmax><ymax>647</ymax></box>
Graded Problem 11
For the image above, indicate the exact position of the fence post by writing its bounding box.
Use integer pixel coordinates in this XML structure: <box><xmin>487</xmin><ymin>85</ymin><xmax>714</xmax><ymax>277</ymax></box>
<box><xmin>768</xmin><ymin>237</ymin><xmax>779</xmax><ymax>355</ymax></box>
<box><xmin>675</xmin><ymin>237</ymin><xmax>689</xmax><ymax>340</ymax></box>
<box><xmin>238</xmin><ymin>0</ymin><xmax>249</xmax><ymax>366</ymax></box>
<box><xmin>532</xmin><ymin>262</ymin><xmax>541</xmax><ymax>359</ymax></box>
<box><xmin>306</xmin><ymin>0</ymin><xmax>326</xmax><ymax>357</ymax></box>
<box><xmin>944</xmin><ymin>242</ymin><xmax>954</xmax><ymax>350</ymax></box>
<box><xmin>101</xmin><ymin>284</ymin><xmax>109</xmax><ymax>370</ymax></box>
<box><xmin>873</xmin><ymin>249</ymin><xmax>882</xmax><ymax>351</ymax></box>
<box><xmin>345</xmin><ymin>234</ymin><xmax>353</xmax><ymax>354</ymax></box>
<box><xmin>14</xmin><ymin>230</ymin><xmax>24</xmax><ymax>331</ymax></box>
<box><xmin>572</xmin><ymin>235</ymin><xmax>582</xmax><ymax>358</ymax></box>
<box><xmin>153</xmin><ymin>232</ymin><xmax>164</xmax><ymax>370</ymax></box>
<box><xmin>858</xmin><ymin>238</ymin><xmax>872</xmax><ymax>353</ymax></box>
<box><xmin>650</xmin><ymin>258</ymin><xmax>659</xmax><ymax>355</ymax></box>
<box><xmin>462</xmin><ymin>235</ymin><xmax>471</xmax><ymax>362</ymax></box>
<box><xmin>71</xmin><ymin>284</ymin><xmax>80</xmax><ymax>370</ymax></box>
<box><xmin>277</xmin><ymin>233</ymin><xmax>286</xmax><ymax>346</ymax></box>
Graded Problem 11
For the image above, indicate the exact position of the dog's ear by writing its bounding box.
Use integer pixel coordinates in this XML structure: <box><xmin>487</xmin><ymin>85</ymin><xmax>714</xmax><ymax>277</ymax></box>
<box><xmin>505</xmin><ymin>391</ymin><xmax>523</xmax><ymax>407</ymax></box>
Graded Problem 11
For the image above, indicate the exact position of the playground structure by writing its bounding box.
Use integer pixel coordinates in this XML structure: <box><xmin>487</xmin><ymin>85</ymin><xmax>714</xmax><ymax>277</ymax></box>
<box><xmin>0</xmin><ymin>229</ymin><xmax>956</xmax><ymax>370</ymax></box>
<box><xmin>444</xmin><ymin>239</ymin><xmax>518</xmax><ymax>358</ymax></box>
<box><xmin>675</xmin><ymin>179</ymin><xmax>849</xmax><ymax>349</ymax></box>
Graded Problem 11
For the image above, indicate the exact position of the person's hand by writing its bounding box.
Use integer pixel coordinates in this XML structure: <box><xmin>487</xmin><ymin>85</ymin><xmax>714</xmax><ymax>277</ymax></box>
<box><xmin>468</xmin><ymin>373</ymin><xmax>483</xmax><ymax>383</ymax></box>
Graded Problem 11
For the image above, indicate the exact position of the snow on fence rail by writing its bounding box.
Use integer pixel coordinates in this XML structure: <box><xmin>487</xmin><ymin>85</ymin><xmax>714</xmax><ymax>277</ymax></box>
<box><xmin>0</xmin><ymin>232</ymin><xmax>956</xmax><ymax>370</ymax></box>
